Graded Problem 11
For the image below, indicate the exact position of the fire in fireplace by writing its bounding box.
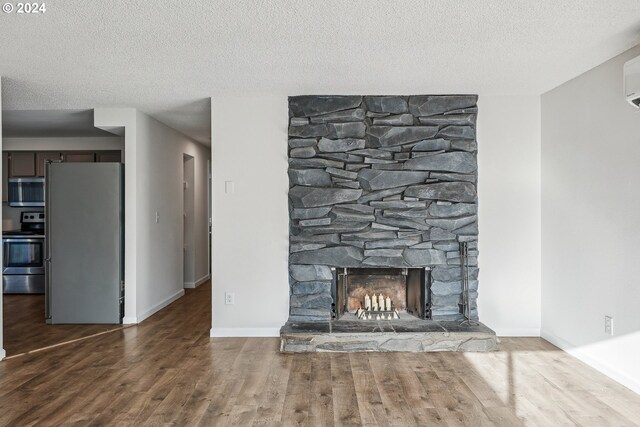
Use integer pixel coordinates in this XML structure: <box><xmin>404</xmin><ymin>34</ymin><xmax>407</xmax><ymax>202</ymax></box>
<box><xmin>331</xmin><ymin>267</ymin><xmax>431</xmax><ymax>320</ymax></box>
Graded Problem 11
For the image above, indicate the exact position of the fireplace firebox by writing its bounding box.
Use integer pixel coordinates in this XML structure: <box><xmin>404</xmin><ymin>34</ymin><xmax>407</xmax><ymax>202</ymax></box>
<box><xmin>331</xmin><ymin>268</ymin><xmax>431</xmax><ymax>320</ymax></box>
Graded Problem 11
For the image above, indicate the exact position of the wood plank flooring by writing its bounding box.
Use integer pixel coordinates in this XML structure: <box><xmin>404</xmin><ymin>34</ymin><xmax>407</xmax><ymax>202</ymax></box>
<box><xmin>1</xmin><ymin>282</ymin><xmax>639</xmax><ymax>426</ymax></box>
<box><xmin>2</xmin><ymin>294</ymin><xmax>125</xmax><ymax>356</ymax></box>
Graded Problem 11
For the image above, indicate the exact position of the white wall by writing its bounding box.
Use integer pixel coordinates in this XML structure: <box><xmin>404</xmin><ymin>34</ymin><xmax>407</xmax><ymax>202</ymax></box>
<box><xmin>541</xmin><ymin>45</ymin><xmax>640</xmax><ymax>393</ymax></box>
<box><xmin>477</xmin><ymin>96</ymin><xmax>542</xmax><ymax>336</ymax></box>
<box><xmin>210</xmin><ymin>96</ymin><xmax>290</xmax><ymax>337</ymax></box>
<box><xmin>134</xmin><ymin>111</ymin><xmax>210</xmax><ymax>321</ymax></box>
<box><xmin>210</xmin><ymin>95</ymin><xmax>542</xmax><ymax>337</ymax></box>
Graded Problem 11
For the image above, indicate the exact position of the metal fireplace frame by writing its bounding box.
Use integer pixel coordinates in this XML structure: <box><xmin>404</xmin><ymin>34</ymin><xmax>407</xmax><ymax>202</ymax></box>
<box><xmin>331</xmin><ymin>267</ymin><xmax>432</xmax><ymax>320</ymax></box>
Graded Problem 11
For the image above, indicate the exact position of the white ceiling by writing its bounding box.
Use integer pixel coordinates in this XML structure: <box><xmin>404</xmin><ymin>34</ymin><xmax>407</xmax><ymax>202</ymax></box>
<box><xmin>1</xmin><ymin>0</ymin><xmax>640</xmax><ymax>144</ymax></box>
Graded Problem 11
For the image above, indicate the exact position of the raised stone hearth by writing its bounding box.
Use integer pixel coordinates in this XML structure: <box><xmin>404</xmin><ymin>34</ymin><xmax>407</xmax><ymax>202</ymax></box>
<box><xmin>280</xmin><ymin>319</ymin><xmax>497</xmax><ymax>352</ymax></box>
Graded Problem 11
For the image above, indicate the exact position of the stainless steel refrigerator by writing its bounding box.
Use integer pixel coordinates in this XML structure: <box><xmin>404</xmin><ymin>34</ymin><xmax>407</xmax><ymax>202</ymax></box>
<box><xmin>45</xmin><ymin>162</ymin><xmax>124</xmax><ymax>324</ymax></box>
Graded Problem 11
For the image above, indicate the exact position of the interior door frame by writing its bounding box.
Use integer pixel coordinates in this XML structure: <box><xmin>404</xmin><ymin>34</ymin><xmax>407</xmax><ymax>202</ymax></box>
<box><xmin>182</xmin><ymin>154</ymin><xmax>195</xmax><ymax>287</ymax></box>
<box><xmin>1</xmin><ymin>77</ymin><xmax>5</xmax><ymax>359</ymax></box>
<box><xmin>207</xmin><ymin>159</ymin><xmax>211</xmax><ymax>276</ymax></box>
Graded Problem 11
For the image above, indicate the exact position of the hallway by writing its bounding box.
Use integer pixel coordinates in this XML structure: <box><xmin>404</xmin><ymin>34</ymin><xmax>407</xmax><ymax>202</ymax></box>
<box><xmin>1</xmin><ymin>282</ymin><xmax>639</xmax><ymax>426</ymax></box>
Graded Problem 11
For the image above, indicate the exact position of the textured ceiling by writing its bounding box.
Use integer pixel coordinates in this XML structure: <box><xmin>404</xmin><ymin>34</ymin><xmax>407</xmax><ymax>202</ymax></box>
<box><xmin>1</xmin><ymin>0</ymin><xmax>640</xmax><ymax>144</ymax></box>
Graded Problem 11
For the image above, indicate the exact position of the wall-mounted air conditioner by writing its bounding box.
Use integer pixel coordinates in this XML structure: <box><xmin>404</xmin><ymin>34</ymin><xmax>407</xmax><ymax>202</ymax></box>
<box><xmin>624</xmin><ymin>55</ymin><xmax>640</xmax><ymax>108</ymax></box>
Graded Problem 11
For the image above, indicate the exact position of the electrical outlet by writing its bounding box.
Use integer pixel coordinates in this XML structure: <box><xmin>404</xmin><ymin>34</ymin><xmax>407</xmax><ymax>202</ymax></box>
<box><xmin>605</xmin><ymin>315</ymin><xmax>613</xmax><ymax>336</ymax></box>
<box><xmin>225</xmin><ymin>292</ymin><xmax>235</xmax><ymax>305</ymax></box>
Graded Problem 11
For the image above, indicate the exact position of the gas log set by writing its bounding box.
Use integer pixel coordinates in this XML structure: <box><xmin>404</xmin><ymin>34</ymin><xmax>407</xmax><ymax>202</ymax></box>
<box><xmin>355</xmin><ymin>293</ymin><xmax>400</xmax><ymax>320</ymax></box>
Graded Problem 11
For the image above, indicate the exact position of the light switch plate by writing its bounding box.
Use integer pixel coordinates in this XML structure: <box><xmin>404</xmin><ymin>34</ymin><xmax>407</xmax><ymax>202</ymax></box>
<box><xmin>225</xmin><ymin>181</ymin><xmax>235</xmax><ymax>194</ymax></box>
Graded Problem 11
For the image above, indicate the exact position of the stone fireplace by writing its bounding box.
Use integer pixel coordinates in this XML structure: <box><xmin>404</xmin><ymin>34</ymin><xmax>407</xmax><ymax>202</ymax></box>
<box><xmin>281</xmin><ymin>95</ymin><xmax>495</xmax><ymax>352</ymax></box>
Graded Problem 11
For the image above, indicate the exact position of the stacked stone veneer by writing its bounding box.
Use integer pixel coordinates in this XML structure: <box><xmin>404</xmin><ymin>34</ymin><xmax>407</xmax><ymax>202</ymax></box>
<box><xmin>288</xmin><ymin>95</ymin><xmax>479</xmax><ymax>323</ymax></box>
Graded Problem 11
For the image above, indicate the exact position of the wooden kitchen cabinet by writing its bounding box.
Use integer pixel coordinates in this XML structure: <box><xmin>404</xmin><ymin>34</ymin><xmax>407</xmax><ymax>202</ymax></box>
<box><xmin>2</xmin><ymin>152</ymin><xmax>9</xmax><ymax>202</ymax></box>
<box><xmin>96</xmin><ymin>151</ymin><xmax>122</xmax><ymax>163</ymax></box>
<box><xmin>35</xmin><ymin>152</ymin><xmax>62</xmax><ymax>177</ymax></box>
<box><xmin>63</xmin><ymin>152</ymin><xmax>95</xmax><ymax>163</ymax></box>
<box><xmin>9</xmin><ymin>152</ymin><xmax>37</xmax><ymax>177</ymax></box>
<box><xmin>4</xmin><ymin>150</ymin><xmax>121</xmax><ymax>180</ymax></box>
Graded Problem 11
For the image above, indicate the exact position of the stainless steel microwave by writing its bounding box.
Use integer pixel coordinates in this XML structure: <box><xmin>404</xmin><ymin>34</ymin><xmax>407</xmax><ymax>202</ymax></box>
<box><xmin>8</xmin><ymin>178</ymin><xmax>45</xmax><ymax>207</ymax></box>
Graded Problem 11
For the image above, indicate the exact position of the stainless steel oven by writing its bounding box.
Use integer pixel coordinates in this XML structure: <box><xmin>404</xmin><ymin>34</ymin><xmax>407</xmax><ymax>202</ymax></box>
<box><xmin>3</xmin><ymin>211</ymin><xmax>46</xmax><ymax>293</ymax></box>
<box><xmin>8</xmin><ymin>178</ymin><xmax>45</xmax><ymax>207</ymax></box>
<box><xmin>2</xmin><ymin>236</ymin><xmax>46</xmax><ymax>293</ymax></box>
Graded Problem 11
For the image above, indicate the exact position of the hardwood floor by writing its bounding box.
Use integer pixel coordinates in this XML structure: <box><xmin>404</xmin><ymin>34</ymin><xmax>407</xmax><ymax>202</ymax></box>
<box><xmin>1</xmin><ymin>282</ymin><xmax>640</xmax><ymax>426</ymax></box>
<box><xmin>2</xmin><ymin>294</ymin><xmax>126</xmax><ymax>357</ymax></box>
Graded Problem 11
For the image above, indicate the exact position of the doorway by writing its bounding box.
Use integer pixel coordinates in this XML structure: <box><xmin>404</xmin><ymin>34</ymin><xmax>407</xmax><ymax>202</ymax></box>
<box><xmin>1</xmin><ymin>109</ymin><xmax>126</xmax><ymax>358</ymax></box>
<box><xmin>183</xmin><ymin>154</ymin><xmax>195</xmax><ymax>287</ymax></box>
<box><xmin>207</xmin><ymin>159</ymin><xmax>212</xmax><ymax>276</ymax></box>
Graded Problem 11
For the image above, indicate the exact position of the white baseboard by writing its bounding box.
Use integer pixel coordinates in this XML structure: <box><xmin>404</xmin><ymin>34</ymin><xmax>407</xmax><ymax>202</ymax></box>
<box><xmin>0</xmin><ymin>348</ymin><xmax>5</xmax><ymax>360</ymax></box>
<box><xmin>135</xmin><ymin>289</ymin><xmax>185</xmax><ymax>324</ymax></box>
<box><xmin>210</xmin><ymin>327</ymin><xmax>280</xmax><ymax>337</ymax></box>
<box><xmin>184</xmin><ymin>274</ymin><xmax>210</xmax><ymax>289</ymax></box>
<box><xmin>494</xmin><ymin>328</ymin><xmax>541</xmax><ymax>337</ymax></box>
<box><xmin>541</xmin><ymin>330</ymin><xmax>640</xmax><ymax>395</ymax></box>
<box><xmin>122</xmin><ymin>316</ymin><xmax>138</xmax><ymax>325</ymax></box>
